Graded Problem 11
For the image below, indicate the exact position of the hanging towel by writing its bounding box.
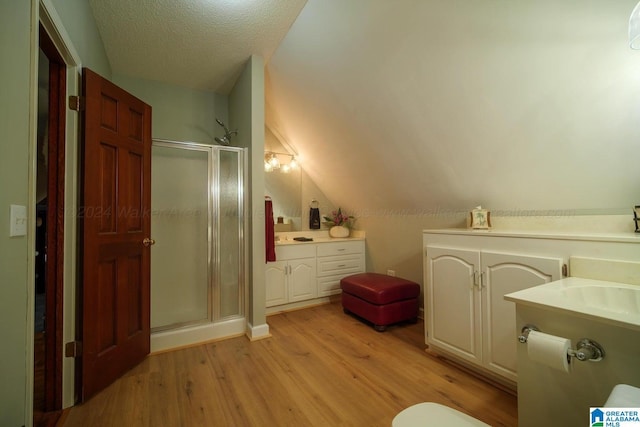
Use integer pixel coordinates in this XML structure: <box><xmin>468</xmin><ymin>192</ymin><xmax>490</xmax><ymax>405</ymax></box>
<box><xmin>309</xmin><ymin>207</ymin><xmax>321</xmax><ymax>229</ymax></box>
<box><xmin>265</xmin><ymin>199</ymin><xmax>276</xmax><ymax>262</ymax></box>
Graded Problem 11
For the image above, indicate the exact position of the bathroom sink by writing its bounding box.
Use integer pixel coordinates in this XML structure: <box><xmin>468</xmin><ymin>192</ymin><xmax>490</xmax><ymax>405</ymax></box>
<box><xmin>562</xmin><ymin>284</ymin><xmax>640</xmax><ymax>315</ymax></box>
<box><xmin>504</xmin><ymin>277</ymin><xmax>640</xmax><ymax>331</ymax></box>
<box><xmin>605</xmin><ymin>384</ymin><xmax>640</xmax><ymax>407</ymax></box>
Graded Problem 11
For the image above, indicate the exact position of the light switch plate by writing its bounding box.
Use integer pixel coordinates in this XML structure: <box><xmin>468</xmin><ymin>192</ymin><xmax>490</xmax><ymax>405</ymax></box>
<box><xmin>10</xmin><ymin>204</ymin><xmax>27</xmax><ymax>237</ymax></box>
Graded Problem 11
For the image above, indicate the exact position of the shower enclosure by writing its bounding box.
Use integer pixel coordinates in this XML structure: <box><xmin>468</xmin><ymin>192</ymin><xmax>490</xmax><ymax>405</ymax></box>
<box><xmin>150</xmin><ymin>140</ymin><xmax>246</xmax><ymax>351</ymax></box>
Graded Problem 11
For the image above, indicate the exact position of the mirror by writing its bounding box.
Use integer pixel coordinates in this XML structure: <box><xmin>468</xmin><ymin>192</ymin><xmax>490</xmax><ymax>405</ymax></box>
<box><xmin>265</xmin><ymin>127</ymin><xmax>302</xmax><ymax>231</ymax></box>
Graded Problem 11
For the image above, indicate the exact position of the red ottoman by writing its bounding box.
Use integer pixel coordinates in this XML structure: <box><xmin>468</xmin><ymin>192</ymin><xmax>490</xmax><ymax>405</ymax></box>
<box><xmin>340</xmin><ymin>273</ymin><xmax>420</xmax><ymax>332</ymax></box>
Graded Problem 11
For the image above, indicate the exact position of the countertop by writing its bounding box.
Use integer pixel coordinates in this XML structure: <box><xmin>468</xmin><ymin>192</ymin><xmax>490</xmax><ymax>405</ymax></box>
<box><xmin>423</xmin><ymin>228</ymin><xmax>640</xmax><ymax>244</ymax></box>
<box><xmin>274</xmin><ymin>229</ymin><xmax>365</xmax><ymax>245</ymax></box>
<box><xmin>275</xmin><ymin>236</ymin><xmax>364</xmax><ymax>246</ymax></box>
<box><xmin>504</xmin><ymin>277</ymin><xmax>640</xmax><ymax>331</ymax></box>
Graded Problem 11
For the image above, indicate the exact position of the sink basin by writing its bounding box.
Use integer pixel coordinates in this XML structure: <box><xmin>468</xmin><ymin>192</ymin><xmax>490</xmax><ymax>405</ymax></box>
<box><xmin>505</xmin><ymin>277</ymin><xmax>640</xmax><ymax>331</ymax></box>
<box><xmin>605</xmin><ymin>384</ymin><xmax>640</xmax><ymax>407</ymax></box>
<box><xmin>562</xmin><ymin>285</ymin><xmax>640</xmax><ymax>315</ymax></box>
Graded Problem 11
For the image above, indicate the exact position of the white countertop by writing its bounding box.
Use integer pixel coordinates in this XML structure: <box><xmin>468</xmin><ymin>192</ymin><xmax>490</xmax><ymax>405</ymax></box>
<box><xmin>505</xmin><ymin>277</ymin><xmax>640</xmax><ymax>331</ymax></box>
<box><xmin>275</xmin><ymin>229</ymin><xmax>365</xmax><ymax>245</ymax></box>
<box><xmin>275</xmin><ymin>236</ymin><xmax>364</xmax><ymax>246</ymax></box>
<box><xmin>423</xmin><ymin>228</ymin><xmax>640</xmax><ymax>244</ymax></box>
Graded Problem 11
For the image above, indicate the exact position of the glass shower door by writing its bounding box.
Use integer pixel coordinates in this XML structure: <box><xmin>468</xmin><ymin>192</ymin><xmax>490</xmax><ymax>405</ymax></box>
<box><xmin>216</xmin><ymin>149</ymin><xmax>244</xmax><ymax>319</ymax></box>
<box><xmin>151</xmin><ymin>143</ymin><xmax>210</xmax><ymax>330</ymax></box>
<box><xmin>151</xmin><ymin>141</ymin><xmax>245</xmax><ymax>333</ymax></box>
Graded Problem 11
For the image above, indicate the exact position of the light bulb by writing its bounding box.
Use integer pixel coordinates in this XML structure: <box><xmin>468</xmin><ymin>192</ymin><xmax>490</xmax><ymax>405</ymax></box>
<box><xmin>289</xmin><ymin>157</ymin><xmax>298</xmax><ymax>169</ymax></box>
<box><xmin>268</xmin><ymin>154</ymin><xmax>280</xmax><ymax>168</ymax></box>
<box><xmin>264</xmin><ymin>161</ymin><xmax>273</xmax><ymax>172</ymax></box>
<box><xmin>281</xmin><ymin>163</ymin><xmax>291</xmax><ymax>173</ymax></box>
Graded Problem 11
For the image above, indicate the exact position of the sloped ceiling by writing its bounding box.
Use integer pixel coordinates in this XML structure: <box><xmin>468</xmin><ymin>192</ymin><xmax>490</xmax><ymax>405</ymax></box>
<box><xmin>266</xmin><ymin>0</ymin><xmax>640</xmax><ymax>215</ymax></box>
<box><xmin>90</xmin><ymin>0</ymin><xmax>640</xmax><ymax>216</ymax></box>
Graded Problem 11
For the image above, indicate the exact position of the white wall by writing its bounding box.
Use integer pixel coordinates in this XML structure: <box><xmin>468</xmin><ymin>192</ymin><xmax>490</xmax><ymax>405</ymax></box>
<box><xmin>51</xmin><ymin>0</ymin><xmax>111</xmax><ymax>77</ymax></box>
<box><xmin>267</xmin><ymin>0</ymin><xmax>640</xmax><ymax>292</ymax></box>
<box><xmin>0</xmin><ymin>2</ymin><xmax>35</xmax><ymax>424</ymax></box>
<box><xmin>268</xmin><ymin>0</ymin><xmax>640</xmax><ymax>215</ymax></box>
<box><xmin>113</xmin><ymin>75</ymin><xmax>228</xmax><ymax>143</ymax></box>
<box><xmin>229</xmin><ymin>55</ymin><xmax>269</xmax><ymax>338</ymax></box>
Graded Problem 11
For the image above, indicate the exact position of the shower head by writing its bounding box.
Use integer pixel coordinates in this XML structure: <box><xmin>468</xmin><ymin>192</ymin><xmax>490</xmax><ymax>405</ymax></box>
<box><xmin>215</xmin><ymin>118</ymin><xmax>237</xmax><ymax>146</ymax></box>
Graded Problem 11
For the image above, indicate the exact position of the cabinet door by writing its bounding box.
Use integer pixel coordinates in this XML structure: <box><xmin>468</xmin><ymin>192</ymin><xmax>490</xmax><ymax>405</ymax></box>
<box><xmin>265</xmin><ymin>261</ymin><xmax>288</xmax><ymax>307</ymax></box>
<box><xmin>426</xmin><ymin>246</ymin><xmax>482</xmax><ymax>364</ymax></box>
<box><xmin>481</xmin><ymin>251</ymin><xmax>563</xmax><ymax>381</ymax></box>
<box><xmin>288</xmin><ymin>258</ymin><xmax>317</xmax><ymax>302</ymax></box>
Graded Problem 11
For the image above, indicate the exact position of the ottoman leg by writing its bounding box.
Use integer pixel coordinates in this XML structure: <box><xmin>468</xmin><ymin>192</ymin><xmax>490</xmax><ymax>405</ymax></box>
<box><xmin>374</xmin><ymin>324</ymin><xmax>386</xmax><ymax>332</ymax></box>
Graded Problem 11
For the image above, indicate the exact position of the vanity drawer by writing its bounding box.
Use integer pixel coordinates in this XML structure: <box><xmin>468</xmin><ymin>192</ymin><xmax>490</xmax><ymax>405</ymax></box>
<box><xmin>316</xmin><ymin>240</ymin><xmax>364</xmax><ymax>257</ymax></box>
<box><xmin>275</xmin><ymin>244</ymin><xmax>316</xmax><ymax>260</ymax></box>
<box><xmin>318</xmin><ymin>274</ymin><xmax>345</xmax><ymax>296</ymax></box>
<box><xmin>317</xmin><ymin>254</ymin><xmax>364</xmax><ymax>277</ymax></box>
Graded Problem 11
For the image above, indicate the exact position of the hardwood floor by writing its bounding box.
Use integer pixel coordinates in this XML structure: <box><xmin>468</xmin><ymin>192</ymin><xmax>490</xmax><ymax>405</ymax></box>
<box><xmin>62</xmin><ymin>301</ymin><xmax>517</xmax><ymax>426</ymax></box>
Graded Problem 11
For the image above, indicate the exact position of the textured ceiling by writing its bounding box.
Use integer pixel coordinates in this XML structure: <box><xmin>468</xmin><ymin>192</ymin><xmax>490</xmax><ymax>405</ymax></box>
<box><xmin>89</xmin><ymin>0</ymin><xmax>307</xmax><ymax>94</ymax></box>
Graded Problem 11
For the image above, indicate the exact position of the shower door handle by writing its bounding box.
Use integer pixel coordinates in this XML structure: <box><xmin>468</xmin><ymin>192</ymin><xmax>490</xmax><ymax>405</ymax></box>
<box><xmin>143</xmin><ymin>237</ymin><xmax>156</xmax><ymax>247</ymax></box>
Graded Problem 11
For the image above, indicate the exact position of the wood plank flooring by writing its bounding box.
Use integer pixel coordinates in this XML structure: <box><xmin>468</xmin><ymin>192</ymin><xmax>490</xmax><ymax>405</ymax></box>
<box><xmin>62</xmin><ymin>301</ymin><xmax>517</xmax><ymax>426</ymax></box>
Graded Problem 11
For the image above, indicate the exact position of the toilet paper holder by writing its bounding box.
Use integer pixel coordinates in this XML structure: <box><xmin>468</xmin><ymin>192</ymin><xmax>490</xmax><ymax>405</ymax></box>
<box><xmin>568</xmin><ymin>339</ymin><xmax>605</xmax><ymax>362</ymax></box>
<box><xmin>518</xmin><ymin>324</ymin><xmax>605</xmax><ymax>362</ymax></box>
<box><xmin>518</xmin><ymin>324</ymin><xmax>539</xmax><ymax>343</ymax></box>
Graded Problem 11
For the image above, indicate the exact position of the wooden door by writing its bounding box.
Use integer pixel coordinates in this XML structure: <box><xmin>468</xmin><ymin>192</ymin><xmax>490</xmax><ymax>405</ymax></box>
<box><xmin>426</xmin><ymin>246</ymin><xmax>482</xmax><ymax>364</ymax></box>
<box><xmin>481</xmin><ymin>251</ymin><xmax>563</xmax><ymax>381</ymax></box>
<box><xmin>80</xmin><ymin>68</ymin><xmax>152</xmax><ymax>401</ymax></box>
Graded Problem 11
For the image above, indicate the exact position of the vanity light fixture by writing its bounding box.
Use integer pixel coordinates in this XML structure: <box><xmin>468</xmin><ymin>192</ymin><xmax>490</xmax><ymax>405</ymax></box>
<box><xmin>264</xmin><ymin>151</ymin><xmax>300</xmax><ymax>173</ymax></box>
<box><xmin>289</xmin><ymin>156</ymin><xmax>298</xmax><ymax>169</ymax></box>
<box><xmin>630</xmin><ymin>1</ymin><xmax>640</xmax><ymax>49</ymax></box>
<box><xmin>268</xmin><ymin>152</ymin><xmax>280</xmax><ymax>169</ymax></box>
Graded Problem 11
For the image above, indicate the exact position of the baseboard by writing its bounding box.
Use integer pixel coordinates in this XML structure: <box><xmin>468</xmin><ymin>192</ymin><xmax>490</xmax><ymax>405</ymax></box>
<box><xmin>150</xmin><ymin>317</ymin><xmax>246</xmax><ymax>353</ymax></box>
<box><xmin>266</xmin><ymin>295</ymin><xmax>335</xmax><ymax>316</ymax></box>
<box><xmin>246</xmin><ymin>322</ymin><xmax>271</xmax><ymax>341</ymax></box>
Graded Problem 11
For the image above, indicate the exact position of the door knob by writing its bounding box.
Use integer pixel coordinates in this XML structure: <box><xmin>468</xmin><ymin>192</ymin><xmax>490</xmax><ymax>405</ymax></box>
<box><xmin>143</xmin><ymin>238</ymin><xmax>156</xmax><ymax>247</ymax></box>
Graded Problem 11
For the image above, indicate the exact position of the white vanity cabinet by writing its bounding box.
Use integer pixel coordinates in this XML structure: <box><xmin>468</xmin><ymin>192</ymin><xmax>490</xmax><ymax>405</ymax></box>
<box><xmin>266</xmin><ymin>245</ymin><xmax>316</xmax><ymax>307</ymax></box>
<box><xmin>426</xmin><ymin>245</ymin><xmax>563</xmax><ymax>382</ymax></box>
<box><xmin>317</xmin><ymin>240</ymin><xmax>365</xmax><ymax>297</ymax></box>
<box><xmin>424</xmin><ymin>231</ymin><xmax>565</xmax><ymax>385</ymax></box>
<box><xmin>266</xmin><ymin>239</ymin><xmax>365</xmax><ymax>310</ymax></box>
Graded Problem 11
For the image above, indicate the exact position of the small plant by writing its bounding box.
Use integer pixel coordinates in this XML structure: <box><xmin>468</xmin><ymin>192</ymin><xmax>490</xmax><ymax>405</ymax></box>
<box><xmin>323</xmin><ymin>207</ymin><xmax>355</xmax><ymax>228</ymax></box>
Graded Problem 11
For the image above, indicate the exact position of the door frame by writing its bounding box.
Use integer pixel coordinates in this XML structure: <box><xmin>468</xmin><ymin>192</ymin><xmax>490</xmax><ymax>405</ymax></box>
<box><xmin>27</xmin><ymin>0</ymin><xmax>83</xmax><ymax>419</ymax></box>
<box><xmin>38</xmin><ymin>21</ymin><xmax>66</xmax><ymax>413</ymax></box>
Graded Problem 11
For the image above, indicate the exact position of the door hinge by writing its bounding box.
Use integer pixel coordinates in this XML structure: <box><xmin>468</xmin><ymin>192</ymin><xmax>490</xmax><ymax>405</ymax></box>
<box><xmin>562</xmin><ymin>263</ymin><xmax>568</xmax><ymax>277</ymax></box>
<box><xmin>65</xmin><ymin>341</ymin><xmax>82</xmax><ymax>358</ymax></box>
<box><xmin>69</xmin><ymin>95</ymin><xmax>85</xmax><ymax>112</ymax></box>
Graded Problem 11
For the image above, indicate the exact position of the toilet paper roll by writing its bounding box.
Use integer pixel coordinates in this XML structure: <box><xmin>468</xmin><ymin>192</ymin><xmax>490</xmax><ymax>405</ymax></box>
<box><xmin>527</xmin><ymin>330</ymin><xmax>572</xmax><ymax>373</ymax></box>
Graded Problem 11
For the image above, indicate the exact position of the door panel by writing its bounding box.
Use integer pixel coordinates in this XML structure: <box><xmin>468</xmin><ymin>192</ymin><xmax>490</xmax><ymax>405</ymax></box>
<box><xmin>265</xmin><ymin>262</ymin><xmax>288</xmax><ymax>307</ymax></box>
<box><xmin>289</xmin><ymin>259</ymin><xmax>316</xmax><ymax>302</ymax></box>
<box><xmin>426</xmin><ymin>246</ymin><xmax>482</xmax><ymax>364</ymax></box>
<box><xmin>80</xmin><ymin>68</ymin><xmax>152</xmax><ymax>401</ymax></box>
<box><xmin>482</xmin><ymin>251</ymin><xmax>563</xmax><ymax>380</ymax></box>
